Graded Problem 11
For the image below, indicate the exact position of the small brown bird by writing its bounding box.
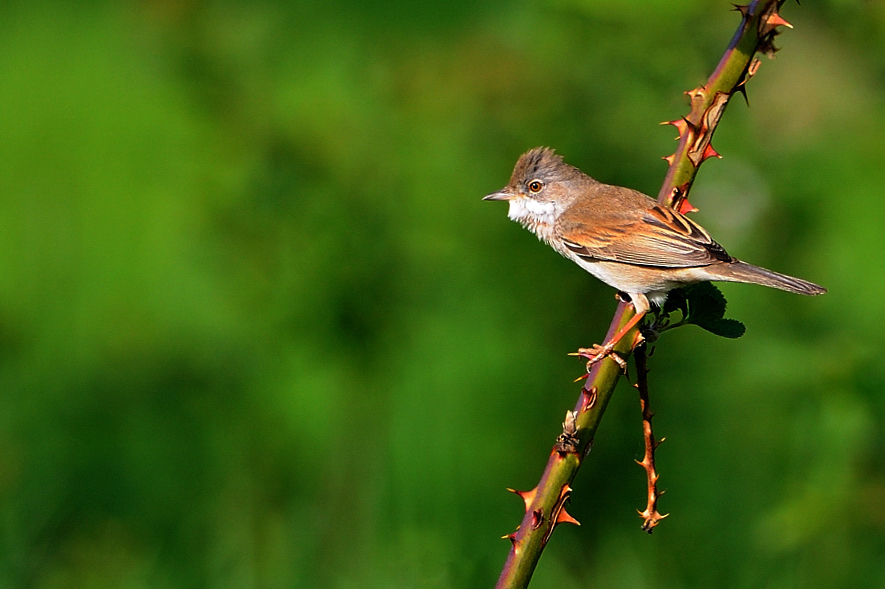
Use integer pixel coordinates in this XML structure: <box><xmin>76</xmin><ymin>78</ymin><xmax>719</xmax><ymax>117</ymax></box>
<box><xmin>484</xmin><ymin>147</ymin><xmax>826</xmax><ymax>363</ymax></box>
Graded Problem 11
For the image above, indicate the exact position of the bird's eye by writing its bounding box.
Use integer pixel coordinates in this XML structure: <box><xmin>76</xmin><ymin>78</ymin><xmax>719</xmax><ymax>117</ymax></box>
<box><xmin>527</xmin><ymin>180</ymin><xmax>544</xmax><ymax>193</ymax></box>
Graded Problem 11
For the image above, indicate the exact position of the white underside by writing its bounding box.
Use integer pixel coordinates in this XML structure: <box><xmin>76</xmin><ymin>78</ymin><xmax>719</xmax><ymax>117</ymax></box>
<box><xmin>507</xmin><ymin>197</ymin><xmax>558</xmax><ymax>224</ymax></box>
<box><xmin>570</xmin><ymin>255</ymin><xmax>713</xmax><ymax>311</ymax></box>
<box><xmin>506</xmin><ymin>195</ymin><xmax>708</xmax><ymax>313</ymax></box>
<box><xmin>508</xmin><ymin>197</ymin><xmax>559</xmax><ymax>243</ymax></box>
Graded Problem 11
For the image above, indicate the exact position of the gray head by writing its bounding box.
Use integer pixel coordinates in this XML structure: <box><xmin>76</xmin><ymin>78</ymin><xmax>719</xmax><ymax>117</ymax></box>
<box><xmin>483</xmin><ymin>147</ymin><xmax>590</xmax><ymax>205</ymax></box>
<box><xmin>484</xmin><ymin>147</ymin><xmax>594</xmax><ymax>238</ymax></box>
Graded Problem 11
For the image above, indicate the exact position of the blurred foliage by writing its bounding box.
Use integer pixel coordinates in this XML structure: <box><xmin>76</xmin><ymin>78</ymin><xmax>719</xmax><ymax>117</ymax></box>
<box><xmin>0</xmin><ymin>0</ymin><xmax>883</xmax><ymax>587</ymax></box>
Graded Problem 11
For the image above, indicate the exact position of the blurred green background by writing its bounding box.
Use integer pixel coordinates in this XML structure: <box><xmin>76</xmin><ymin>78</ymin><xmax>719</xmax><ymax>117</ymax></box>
<box><xmin>1</xmin><ymin>0</ymin><xmax>883</xmax><ymax>587</ymax></box>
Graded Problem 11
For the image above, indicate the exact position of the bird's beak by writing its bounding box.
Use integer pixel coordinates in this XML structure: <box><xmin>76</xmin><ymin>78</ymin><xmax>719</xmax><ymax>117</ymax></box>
<box><xmin>483</xmin><ymin>189</ymin><xmax>515</xmax><ymax>201</ymax></box>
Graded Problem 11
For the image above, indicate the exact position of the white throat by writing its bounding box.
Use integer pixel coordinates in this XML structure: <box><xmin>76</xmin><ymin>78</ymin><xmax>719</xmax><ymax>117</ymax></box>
<box><xmin>507</xmin><ymin>197</ymin><xmax>559</xmax><ymax>242</ymax></box>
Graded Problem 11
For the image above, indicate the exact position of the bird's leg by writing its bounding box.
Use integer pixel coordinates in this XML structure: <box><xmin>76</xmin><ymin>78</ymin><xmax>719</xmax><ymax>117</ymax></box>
<box><xmin>573</xmin><ymin>312</ymin><xmax>646</xmax><ymax>370</ymax></box>
<box><xmin>572</xmin><ymin>294</ymin><xmax>649</xmax><ymax>372</ymax></box>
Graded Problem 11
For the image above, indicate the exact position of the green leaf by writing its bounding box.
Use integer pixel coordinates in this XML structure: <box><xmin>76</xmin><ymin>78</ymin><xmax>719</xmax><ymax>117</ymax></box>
<box><xmin>683</xmin><ymin>282</ymin><xmax>727</xmax><ymax>326</ymax></box>
<box><xmin>663</xmin><ymin>282</ymin><xmax>745</xmax><ymax>339</ymax></box>
<box><xmin>662</xmin><ymin>287</ymin><xmax>687</xmax><ymax>316</ymax></box>
<box><xmin>697</xmin><ymin>317</ymin><xmax>746</xmax><ymax>339</ymax></box>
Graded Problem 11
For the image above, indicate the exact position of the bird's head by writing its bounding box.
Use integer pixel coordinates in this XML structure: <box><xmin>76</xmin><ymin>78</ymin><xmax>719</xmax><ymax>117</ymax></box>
<box><xmin>484</xmin><ymin>147</ymin><xmax>586</xmax><ymax>227</ymax></box>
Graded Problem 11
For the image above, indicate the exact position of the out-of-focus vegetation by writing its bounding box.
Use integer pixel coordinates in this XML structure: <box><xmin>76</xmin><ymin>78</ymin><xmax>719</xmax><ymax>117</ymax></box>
<box><xmin>0</xmin><ymin>0</ymin><xmax>883</xmax><ymax>587</ymax></box>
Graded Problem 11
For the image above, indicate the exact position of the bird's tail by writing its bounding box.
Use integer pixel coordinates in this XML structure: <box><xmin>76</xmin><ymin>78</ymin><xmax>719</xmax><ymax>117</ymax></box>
<box><xmin>708</xmin><ymin>260</ymin><xmax>826</xmax><ymax>296</ymax></box>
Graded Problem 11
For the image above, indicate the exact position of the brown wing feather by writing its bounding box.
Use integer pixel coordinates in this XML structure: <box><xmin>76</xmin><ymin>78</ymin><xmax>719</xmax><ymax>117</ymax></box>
<box><xmin>560</xmin><ymin>204</ymin><xmax>733</xmax><ymax>268</ymax></box>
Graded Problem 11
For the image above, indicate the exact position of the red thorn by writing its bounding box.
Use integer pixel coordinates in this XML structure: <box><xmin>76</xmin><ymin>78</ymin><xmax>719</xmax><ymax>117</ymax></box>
<box><xmin>531</xmin><ymin>509</ymin><xmax>544</xmax><ymax>530</ymax></box>
<box><xmin>508</xmin><ymin>487</ymin><xmax>538</xmax><ymax>512</ymax></box>
<box><xmin>550</xmin><ymin>484</ymin><xmax>580</xmax><ymax>528</ymax></box>
<box><xmin>677</xmin><ymin>198</ymin><xmax>698</xmax><ymax>215</ymax></box>
<box><xmin>581</xmin><ymin>386</ymin><xmax>598</xmax><ymax>412</ymax></box>
<box><xmin>686</xmin><ymin>87</ymin><xmax>705</xmax><ymax>102</ymax></box>
<box><xmin>767</xmin><ymin>13</ymin><xmax>792</xmax><ymax>28</ymax></box>
<box><xmin>556</xmin><ymin>509</ymin><xmax>581</xmax><ymax>526</ymax></box>
<box><xmin>701</xmin><ymin>143</ymin><xmax>722</xmax><ymax>161</ymax></box>
<box><xmin>661</xmin><ymin>118</ymin><xmax>690</xmax><ymax>139</ymax></box>
<box><xmin>663</xmin><ymin>154</ymin><xmax>675</xmax><ymax>166</ymax></box>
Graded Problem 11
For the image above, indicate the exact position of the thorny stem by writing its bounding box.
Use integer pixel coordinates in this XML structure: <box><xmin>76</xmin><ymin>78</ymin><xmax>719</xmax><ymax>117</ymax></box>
<box><xmin>495</xmin><ymin>1</ymin><xmax>792</xmax><ymax>587</ymax></box>
<box><xmin>658</xmin><ymin>0</ymin><xmax>791</xmax><ymax>209</ymax></box>
<box><xmin>495</xmin><ymin>305</ymin><xmax>638</xmax><ymax>589</ymax></box>
<box><xmin>633</xmin><ymin>344</ymin><xmax>668</xmax><ymax>533</ymax></box>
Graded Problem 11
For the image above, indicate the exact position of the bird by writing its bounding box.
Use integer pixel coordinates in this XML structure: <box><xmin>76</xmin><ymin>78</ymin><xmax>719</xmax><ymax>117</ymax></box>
<box><xmin>484</xmin><ymin>147</ymin><xmax>826</xmax><ymax>366</ymax></box>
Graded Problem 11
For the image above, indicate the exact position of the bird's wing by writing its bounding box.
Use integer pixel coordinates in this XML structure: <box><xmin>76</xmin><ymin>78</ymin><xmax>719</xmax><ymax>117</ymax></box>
<box><xmin>559</xmin><ymin>204</ymin><xmax>733</xmax><ymax>268</ymax></box>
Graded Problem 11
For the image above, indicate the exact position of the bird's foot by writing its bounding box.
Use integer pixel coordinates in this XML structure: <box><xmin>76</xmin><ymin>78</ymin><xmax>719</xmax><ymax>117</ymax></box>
<box><xmin>570</xmin><ymin>343</ymin><xmax>627</xmax><ymax>375</ymax></box>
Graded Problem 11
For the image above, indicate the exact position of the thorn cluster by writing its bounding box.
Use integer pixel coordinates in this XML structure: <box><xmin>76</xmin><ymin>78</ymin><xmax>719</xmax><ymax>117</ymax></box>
<box><xmin>660</xmin><ymin>93</ymin><xmax>726</xmax><ymax>213</ymax></box>
<box><xmin>502</xmin><ymin>484</ymin><xmax>580</xmax><ymax>552</ymax></box>
<box><xmin>502</xmin><ymin>486</ymin><xmax>538</xmax><ymax>547</ymax></box>
<box><xmin>749</xmin><ymin>2</ymin><xmax>793</xmax><ymax>57</ymax></box>
<box><xmin>659</xmin><ymin>0</ymin><xmax>792</xmax><ymax>213</ymax></box>
<box><xmin>633</xmin><ymin>345</ymin><xmax>668</xmax><ymax>533</ymax></box>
